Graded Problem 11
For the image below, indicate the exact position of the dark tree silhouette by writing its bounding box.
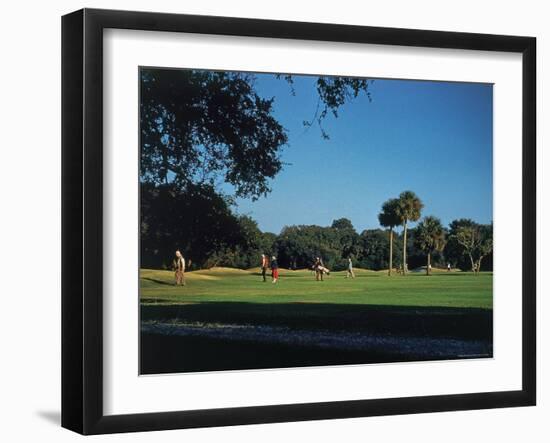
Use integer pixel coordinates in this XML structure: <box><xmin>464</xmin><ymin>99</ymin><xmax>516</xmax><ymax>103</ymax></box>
<box><xmin>140</xmin><ymin>183</ymin><xmax>244</xmax><ymax>268</ymax></box>
<box><xmin>140</xmin><ymin>69</ymin><xmax>288</xmax><ymax>200</ymax></box>
<box><xmin>141</xmin><ymin>69</ymin><xmax>373</xmax><ymax>198</ymax></box>
<box><xmin>299</xmin><ymin>76</ymin><xmax>373</xmax><ymax>139</ymax></box>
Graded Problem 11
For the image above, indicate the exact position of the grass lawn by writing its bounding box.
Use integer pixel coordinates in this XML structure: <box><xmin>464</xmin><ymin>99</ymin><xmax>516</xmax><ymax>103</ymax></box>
<box><xmin>140</xmin><ymin>267</ymin><xmax>493</xmax><ymax>309</ymax></box>
<box><xmin>140</xmin><ymin>268</ymin><xmax>493</xmax><ymax>374</ymax></box>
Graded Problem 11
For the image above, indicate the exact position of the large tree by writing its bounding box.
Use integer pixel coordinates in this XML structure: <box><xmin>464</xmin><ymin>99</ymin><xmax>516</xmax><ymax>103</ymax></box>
<box><xmin>396</xmin><ymin>191</ymin><xmax>424</xmax><ymax>274</ymax></box>
<box><xmin>331</xmin><ymin>218</ymin><xmax>359</xmax><ymax>259</ymax></box>
<box><xmin>140</xmin><ymin>69</ymin><xmax>373</xmax><ymax>268</ymax></box>
<box><xmin>140</xmin><ymin>69</ymin><xmax>288</xmax><ymax>199</ymax></box>
<box><xmin>140</xmin><ymin>182</ymin><xmax>244</xmax><ymax>269</ymax></box>
<box><xmin>140</xmin><ymin>69</ymin><xmax>373</xmax><ymax>197</ymax></box>
<box><xmin>378</xmin><ymin>198</ymin><xmax>402</xmax><ymax>276</ymax></box>
<box><xmin>414</xmin><ymin>216</ymin><xmax>446</xmax><ymax>275</ymax></box>
<box><xmin>453</xmin><ymin>223</ymin><xmax>493</xmax><ymax>274</ymax></box>
<box><xmin>445</xmin><ymin>219</ymin><xmax>477</xmax><ymax>270</ymax></box>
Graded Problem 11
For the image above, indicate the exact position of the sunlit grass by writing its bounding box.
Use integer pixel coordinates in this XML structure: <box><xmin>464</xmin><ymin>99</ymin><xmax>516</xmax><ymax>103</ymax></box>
<box><xmin>140</xmin><ymin>268</ymin><xmax>492</xmax><ymax>309</ymax></box>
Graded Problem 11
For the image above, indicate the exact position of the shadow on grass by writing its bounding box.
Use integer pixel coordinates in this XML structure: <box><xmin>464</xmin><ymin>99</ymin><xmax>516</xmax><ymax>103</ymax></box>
<box><xmin>142</xmin><ymin>277</ymin><xmax>175</xmax><ymax>286</ymax></box>
<box><xmin>141</xmin><ymin>301</ymin><xmax>492</xmax><ymax>340</ymax></box>
<box><xmin>140</xmin><ymin>301</ymin><xmax>492</xmax><ymax>374</ymax></box>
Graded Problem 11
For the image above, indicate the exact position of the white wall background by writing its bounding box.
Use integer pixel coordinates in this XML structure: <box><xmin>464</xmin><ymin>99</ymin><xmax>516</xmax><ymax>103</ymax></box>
<box><xmin>0</xmin><ymin>0</ymin><xmax>546</xmax><ymax>441</ymax></box>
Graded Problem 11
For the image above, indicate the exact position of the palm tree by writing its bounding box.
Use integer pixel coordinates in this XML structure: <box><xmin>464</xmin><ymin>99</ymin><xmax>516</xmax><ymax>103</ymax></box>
<box><xmin>414</xmin><ymin>216</ymin><xmax>446</xmax><ymax>275</ymax></box>
<box><xmin>378</xmin><ymin>198</ymin><xmax>401</xmax><ymax>276</ymax></box>
<box><xmin>396</xmin><ymin>191</ymin><xmax>423</xmax><ymax>274</ymax></box>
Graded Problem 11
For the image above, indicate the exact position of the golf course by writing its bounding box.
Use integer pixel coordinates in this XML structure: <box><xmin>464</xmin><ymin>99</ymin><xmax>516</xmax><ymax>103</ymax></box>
<box><xmin>140</xmin><ymin>267</ymin><xmax>493</xmax><ymax>374</ymax></box>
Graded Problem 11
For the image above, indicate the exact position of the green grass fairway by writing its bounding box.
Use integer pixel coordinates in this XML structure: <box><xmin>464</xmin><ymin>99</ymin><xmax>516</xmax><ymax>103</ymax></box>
<box><xmin>140</xmin><ymin>268</ymin><xmax>493</xmax><ymax>374</ymax></box>
<box><xmin>141</xmin><ymin>267</ymin><xmax>492</xmax><ymax>309</ymax></box>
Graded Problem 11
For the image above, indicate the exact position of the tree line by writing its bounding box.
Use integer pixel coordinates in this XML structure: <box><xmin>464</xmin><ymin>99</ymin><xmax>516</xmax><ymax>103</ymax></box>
<box><xmin>141</xmin><ymin>184</ymin><xmax>492</xmax><ymax>274</ymax></box>
<box><xmin>377</xmin><ymin>191</ymin><xmax>492</xmax><ymax>275</ymax></box>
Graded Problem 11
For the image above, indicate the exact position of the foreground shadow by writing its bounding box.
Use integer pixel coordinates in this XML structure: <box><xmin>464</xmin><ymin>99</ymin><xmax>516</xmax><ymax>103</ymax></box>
<box><xmin>141</xmin><ymin>302</ymin><xmax>492</xmax><ymax>339</ymax></box>
<box><xmin>140</xmin><ymin>301</ymin><xmax>492</xmax><ymax>374</ymax></box>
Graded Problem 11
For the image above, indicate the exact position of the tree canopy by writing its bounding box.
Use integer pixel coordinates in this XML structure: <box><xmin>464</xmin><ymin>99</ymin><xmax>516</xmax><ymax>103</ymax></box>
<box><xmin>140</xmin><ymin>69</ymin><xmax>373</xmax><ymax>199</ymax></box>
<box><xmin>396</xmin><ymin>191</ymin><xmax>424</xmax><ymax>226</ymax></box>
<box><xmin>452</xmin><ymin>222</ymin><xmax>493</xmax><ymax>273</ymax></box>
<box><xmin>140</xmin><ymin>69</ymin><xmax>288</xmax><ymax>200</ymax></box>
<box><xmin>378</xmin><ymin>198</ymin><xmax>402</xmax><ymax>229</ymax></box>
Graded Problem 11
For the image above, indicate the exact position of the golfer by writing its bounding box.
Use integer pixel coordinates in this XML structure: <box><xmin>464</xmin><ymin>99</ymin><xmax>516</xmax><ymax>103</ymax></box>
<box><xmin>314</xmin><ymin>257</ymin><xmax>324</xmax><ymax>281</ymax></box>
<box><xmin>173</xmin><ymin>250</ymin><xmax>186</xmax><ymax>286</ymax></box>
<box><xmin>346</xmin><ymin>257</ymin><xmax>355</xmax><ymax>279</ymax></box>
<box><xmin>261</xmin><ymin>254</ymin><xmax>269</xmax><ymax>282</ymax></box>
<box><xmin>271</xmin><ymin>256</ymin><xmax>279</xmax><ymax>284</ymax></box>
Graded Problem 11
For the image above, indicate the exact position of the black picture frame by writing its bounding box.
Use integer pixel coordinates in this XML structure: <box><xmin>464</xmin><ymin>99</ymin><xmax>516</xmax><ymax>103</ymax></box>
<box><xmin>62</xmin><ymin>8</ymin><xmax>536</xmax><ymax>435</ymax></box>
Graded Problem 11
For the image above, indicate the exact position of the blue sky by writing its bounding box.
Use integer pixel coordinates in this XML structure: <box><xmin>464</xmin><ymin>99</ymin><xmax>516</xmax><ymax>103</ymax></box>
<box><xmin>230</xmin><ymin>73</ymin><xmax>493</xmax><ymax>235</ymax></box>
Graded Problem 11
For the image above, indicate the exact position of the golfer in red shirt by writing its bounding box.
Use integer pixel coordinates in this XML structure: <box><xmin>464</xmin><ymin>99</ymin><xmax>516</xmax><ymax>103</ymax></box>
<box><xmin>271</xmin><ymin>256</ymin><xmax>279</xmax><ymax>284</ymax></box>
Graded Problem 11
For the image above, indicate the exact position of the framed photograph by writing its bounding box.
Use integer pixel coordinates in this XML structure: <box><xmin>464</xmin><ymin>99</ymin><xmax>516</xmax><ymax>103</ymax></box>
<box><xmin>62</xmin><ymin>8</ymin><xmax>536</xmax><ymax>435</ymax></box>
